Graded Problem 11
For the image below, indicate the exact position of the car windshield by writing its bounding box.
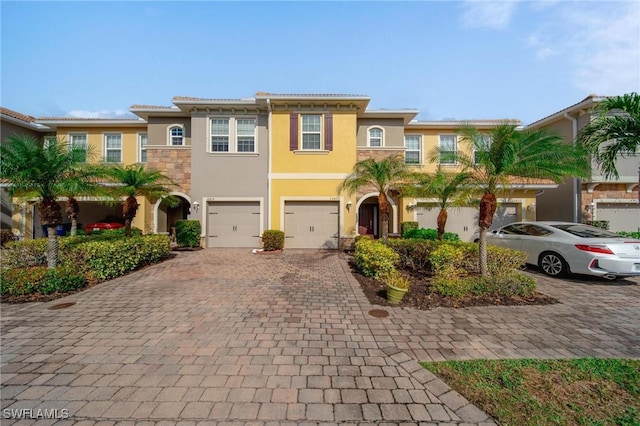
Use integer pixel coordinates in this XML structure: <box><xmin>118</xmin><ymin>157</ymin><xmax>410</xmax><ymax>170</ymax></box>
<box><xmin>551</xmin><ymin>224</ymin><xmax>624</xmax><ymax>238</ymax></box>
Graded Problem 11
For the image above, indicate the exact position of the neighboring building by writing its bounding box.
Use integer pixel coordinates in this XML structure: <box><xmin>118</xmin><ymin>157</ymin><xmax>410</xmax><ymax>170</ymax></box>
<box><xmin>527</xmin><ymin>95</ymin><xmax>640</xmax><ymax>232</ymax></box>
<box><xmin>0</xmin><ymin>108</ymin><xmax>51</xmax><ymax>233</ymax></box>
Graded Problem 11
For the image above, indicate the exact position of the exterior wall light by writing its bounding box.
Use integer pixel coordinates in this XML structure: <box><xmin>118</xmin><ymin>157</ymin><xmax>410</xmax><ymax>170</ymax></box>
<box><xmin>346</xmin><ymin>201</ymin><xmax>352</xmax><ymax>211</ymax></box>
<box><xmin>192</xmin><ymin>201</ymin><xmax>200</xmax><ymax>213</ymax></box>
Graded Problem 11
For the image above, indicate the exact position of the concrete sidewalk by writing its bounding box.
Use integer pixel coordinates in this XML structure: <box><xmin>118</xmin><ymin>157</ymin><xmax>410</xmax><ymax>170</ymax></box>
<box><xmin>2</xmin><ymin>248</ymin><xmax>638</xmax><ymax>425</ymax></box>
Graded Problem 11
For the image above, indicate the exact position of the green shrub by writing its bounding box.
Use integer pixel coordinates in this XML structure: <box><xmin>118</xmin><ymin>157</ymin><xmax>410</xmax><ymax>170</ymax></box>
<box><xmin>175</xmin><ymin>220</ymin><xmax>201</xmax><ymax>247</ymax></box>
<box><xmin>262</xmin><ymin>230</ymin><xmax>285</xmax><ymax>251</ymax></box>
<box><xmin>585</xmin><ymin>220</ymin><xmax>609</xmax><ymax>230</ymax></box>
<box><xmin>82</xmin><ymin>227</ymin><xmax>142</xmax><ymax>237</ymax></box>
<box><xmin>401</xmin><ymin>222</ymin><xmax>419</xmax><ymax>238</ymax></box>
<box><xmin>404</xmin><ymin>228</ymin><xmax>460</xmax><ymax>241</ymax></box>
<box><xmin>385</xmin><ymin>239</ymin><xmax>436</xmax><ymax>272</ymax></box>
<box><xmin>1</xmin><ymin>266</ymin><xmax>86</xmax><ymax>296</ymax></box>
<box><xmin>469</xmin><ymin>273</ymin><xmax>536</xmax><ymax>297</ymax></box>
<box><xmin>2</xmin><ymin>239</ymin><xmax>47</xmax><ymax>268</ymax></box>
<box><xmin>618</xmin><ymin>231</ymin><xmax>640</xmax><ymax>239</ymax></box>
<box><xmin>354</xmin><ymin>238</ymin><xmax>399</xmax><ymax>279</ymax></box>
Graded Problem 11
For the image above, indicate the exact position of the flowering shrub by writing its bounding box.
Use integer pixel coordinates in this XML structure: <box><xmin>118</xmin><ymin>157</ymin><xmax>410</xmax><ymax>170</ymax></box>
<box><xmin>354</xmin><ymin>238</ymin><xmax>399</xmax><ymax>279</ymax></box>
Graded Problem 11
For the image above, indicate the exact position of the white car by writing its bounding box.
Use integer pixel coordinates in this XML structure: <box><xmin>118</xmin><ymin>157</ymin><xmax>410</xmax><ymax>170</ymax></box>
<box><xmin>486</xmin><ymin>221</ymin><xmax>640</xmax><ymax>279</ymax></box>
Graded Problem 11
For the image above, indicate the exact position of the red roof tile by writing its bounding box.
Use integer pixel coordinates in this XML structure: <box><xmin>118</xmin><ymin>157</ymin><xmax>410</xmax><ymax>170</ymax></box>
<box><xmin>1</xmin><ymin>107</ymin><xmax>36</xmax><ymax>123</ymax></box>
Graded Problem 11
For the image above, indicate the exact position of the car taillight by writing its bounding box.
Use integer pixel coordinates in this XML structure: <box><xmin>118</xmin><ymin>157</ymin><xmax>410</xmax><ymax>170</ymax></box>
<box><xmin>575</xmin><ymin>244</ymin><xmax>614</xmax><ymax>254</ymax></box>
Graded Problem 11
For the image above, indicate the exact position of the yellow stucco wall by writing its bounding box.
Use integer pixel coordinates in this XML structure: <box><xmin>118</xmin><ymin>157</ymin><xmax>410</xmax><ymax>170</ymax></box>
<box><xmin>271</xmin><ymin>112</ymin><xmax>357</xmax><ymax>173</ymax></box>
<box><xmin>57</xmin><ymin>126</ymin><xmax>146</xmax><ymax>165</ymax></box>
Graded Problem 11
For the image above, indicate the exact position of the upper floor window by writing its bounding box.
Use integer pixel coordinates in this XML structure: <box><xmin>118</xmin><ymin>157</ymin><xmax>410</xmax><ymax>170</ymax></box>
<box><xmin>290</xmin><ymin>113</ymin><xmax>333</xmax><ymax>152</ymax></box>
<box><xmin>69</xmin><ymin>133</ymin><xmax>88</xmax><ymax>162</ymax></box>
<box><xmin>209</xmin><ymin>117</ymin><xmax>256</xmax><ymax>153</ymax></box>
<box><xmin>368</xmin><ymin>127</ymin><xmax>383</xmax><ymax>147</ymax></box>
<box><xmin>104</xmin><ymin>133</ymin><xmax>122</xmax><ymax>163</ymax></box>
<box><xmin>439</xmin><ymin>135</ymin><xmax>457</xmax><ymax>164</ymax></box>
<box><xmin>169</xmin><ymin>126</ymin><xmax>184</xmax><ymax>146</ymax></box>
<box><xmin>404</xmin><ymin>135</ymin><xmax>421</xmax><ymax>164</ymax></box>
<box><xmin>301</xmin><ymin>115</ymin><xmax>322</xmax><ymax>150</ymax></box>
<box><xmin>474</xmin><ymin>134</ymin><xmax>491</xmax><ymax>164</ymax></box>
<box><xmin>138</xmin><ymin>133</ymin><xmax>148</xmax><ymax>163</ymax></box>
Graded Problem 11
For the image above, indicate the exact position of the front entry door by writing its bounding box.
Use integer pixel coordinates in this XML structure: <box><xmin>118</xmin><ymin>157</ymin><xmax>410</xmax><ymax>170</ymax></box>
<box><xmin>358</xmin><ymin>204</ymin><xmax>378</xmax><ymax>237</ymax></box>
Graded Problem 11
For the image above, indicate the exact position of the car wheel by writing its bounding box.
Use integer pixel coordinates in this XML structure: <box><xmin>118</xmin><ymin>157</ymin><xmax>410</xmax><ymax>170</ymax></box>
<box><xmin>539</xmin><ymin>252</ymin><xmax>568</xmax><ymax>277</ymax></box>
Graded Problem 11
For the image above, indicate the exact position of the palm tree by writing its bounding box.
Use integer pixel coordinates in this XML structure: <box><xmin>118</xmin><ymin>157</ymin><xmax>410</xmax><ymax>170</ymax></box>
<box><xmin>577</xmin><ymin>92</ymin><xmax>640</xmax><ymax>199</ymax></box>
<box><xmin>60</xmin><ymin>163</ymin><xmax>109</xmax><ymax>236</ymax></box>
<box><xmin>105</xmin><ymin>164</ymin><xmax>177</xmax><ymax>236</ymax></box>
<box><xmin>340</xmin><ymin>155</ymin><xmax>411</xmax><ymax>241</ymax></box>
<box><xmin>0</xmin><ymin>136</ymin><xmax>93</xmax><ymax>267</ymax></box>
<box><xmin>458</xmin><ymin>124</ymin><xmax>591</xmax><ymax>276</ymax></box>
<box><xmin>401</xmin><ymin>167</ymin><xmax>476</xmax><ymax>240</ymax></box>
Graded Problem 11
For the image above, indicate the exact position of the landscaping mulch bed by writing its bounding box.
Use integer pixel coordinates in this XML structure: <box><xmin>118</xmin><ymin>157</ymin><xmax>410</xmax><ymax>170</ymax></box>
<box><xmin>349</xmin><ymin>261</ymin><xmax>559</xmax><ymax>310</ymax></box>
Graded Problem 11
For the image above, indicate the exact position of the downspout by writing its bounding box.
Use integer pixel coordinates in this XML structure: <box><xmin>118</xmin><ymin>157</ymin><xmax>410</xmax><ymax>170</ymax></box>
<box><xmin>563</xmin><ymin>113</ymin><xmax>580</xmax><ymax>222</ymax></box>
<box><xmin>267</xmin><ymin>98</ymin><xmax>272</xmax><ymax>230</ymax></box>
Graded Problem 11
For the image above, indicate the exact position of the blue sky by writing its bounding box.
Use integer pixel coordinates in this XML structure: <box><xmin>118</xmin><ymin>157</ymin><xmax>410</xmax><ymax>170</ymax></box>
<box><xmin>2</xmin><ymin>0</ymin><xmax>638</xmax><ymax>125</ymax></box>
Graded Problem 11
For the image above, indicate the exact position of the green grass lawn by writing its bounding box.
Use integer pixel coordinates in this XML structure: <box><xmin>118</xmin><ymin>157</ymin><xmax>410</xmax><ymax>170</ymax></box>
<box><xmin>421</xmin><ymin>358</ymin><xmax>639</xmax><ymax>426</ymax></box>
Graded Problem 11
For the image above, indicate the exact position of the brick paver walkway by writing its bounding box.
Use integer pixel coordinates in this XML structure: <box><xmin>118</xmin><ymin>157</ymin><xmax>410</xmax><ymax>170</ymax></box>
<box><xmin>2</xmin><ymin>249</ymin><xmax>638</xmax><ymax>425</ymax></box>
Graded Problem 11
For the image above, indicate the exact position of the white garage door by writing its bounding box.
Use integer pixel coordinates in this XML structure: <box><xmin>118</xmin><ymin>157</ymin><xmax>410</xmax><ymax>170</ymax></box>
<box><xmin>284</xmin><ymin>201</ymin><xmax>339</xmax><ymax>249</ymax></box>
<box><xmin>207</xmin><ymin>201</ymin><xmax>261</xmax><ymax>248</ymax></box>
<box><xmin>597</xmin><ymin>202</ymin><xmax>640</xmax><ymax>232</ymax></box>
<box><xmin>416</xmin><ymin>204</ymin><xmax>518</xmax><ymax>241</ymax></box>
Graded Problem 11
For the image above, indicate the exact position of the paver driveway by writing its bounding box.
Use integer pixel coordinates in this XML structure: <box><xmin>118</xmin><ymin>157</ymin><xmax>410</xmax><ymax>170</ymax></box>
<box><xmin>1</xmin><ymin>249</ymin><xmax>491</xmax><ymax>425</ymax></box>
<box><xmin>2</xmin><ymin>249</ymin><xmax>639</xmax><ymax>425</ymax></box>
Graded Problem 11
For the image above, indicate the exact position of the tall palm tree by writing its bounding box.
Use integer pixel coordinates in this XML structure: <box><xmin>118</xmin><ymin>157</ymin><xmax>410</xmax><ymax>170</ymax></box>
<box><xmin>577</xmin><ymin>92</ymin><xmax>640</xmax><ymax>199</ymax></box>
<box><xmin>60</xmin><ymin>163</ymin><xmax>109</xmax><ymax>236</ymax></box>
<box><xmin>340</xmin><ymin>155</ymin><xmax>411</xmax><ymax>241</ymax></box>
<box><xmin>458</xmin><ymin>124</ymin><xmax>591</xmax><ymax>276</ymax></box>
<box><xmin>0</xmin><ymin>136</ymin><xmax>94</xmax><ymax>267</ymax></box>
<box><xmin>106</xmin><ymin>164</ymin><xmax>177</xmax><ymax>236</ymax></box>
<box><xmin>401</xmin><ymin>167</ymin><xmax>476</xmax><ymax>240</ymax></box>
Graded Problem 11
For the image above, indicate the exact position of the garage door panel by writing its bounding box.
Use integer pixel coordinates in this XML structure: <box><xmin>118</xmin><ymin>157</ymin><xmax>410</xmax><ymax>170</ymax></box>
<box><xmin>416</xmin><ymin>204</ymin><xmax>518</xmax><ymax>241</ymax></box>
<box><xmin>284</xmin><ymin>201</ymin><xmax>339</xmax><ymax>249</ymax></box>
<box><xmin>207</xmin><ymin>201</ymin><xmax>261</xmax><ymax>248</ymax></box>
<box><xmin>597</xmin><ymin>203</ymin><xmax>640</xmax><ymax>232</ymax></box>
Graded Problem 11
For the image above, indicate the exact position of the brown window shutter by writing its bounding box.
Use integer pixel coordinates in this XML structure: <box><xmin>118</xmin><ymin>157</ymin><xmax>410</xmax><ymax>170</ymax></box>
<box><xmin>324</xmin><ymin>113</ymin><xmax>333</xmax><ymax>151</ymax></box>
<box><xmin>290</xmin><ymin>113</ymin><xmax>298</xmax><ymax>151</ymax></box>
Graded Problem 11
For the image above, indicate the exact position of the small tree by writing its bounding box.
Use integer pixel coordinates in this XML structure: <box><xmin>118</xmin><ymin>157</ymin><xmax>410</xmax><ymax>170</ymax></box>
<box><xmin>0</xmin><ymin>136</ymin><xmax>95</xmax><ymax>267</ymax></box>
<box><xmin>340</xmin><ymin>156</ymin><xmax>411</xmax><ymax>241</ymax></box>
<box><xmin>458</xmin><ymin>124</ymin><xmax>591</xmax><ymax>276</ymax></box>
<box><xmin>577</xmin><ymin>92</ymin><xmax>640</xmax><ymax>200</ymax></box>
<box><xmin>105</xmin><ymin>164</ymin><xmax>178</xmax><ymax>236</ymax></box>
<box><xmin>401</xmin><ymin>167</ymin><xmax>476</xmax><ymax>240</ymax></box>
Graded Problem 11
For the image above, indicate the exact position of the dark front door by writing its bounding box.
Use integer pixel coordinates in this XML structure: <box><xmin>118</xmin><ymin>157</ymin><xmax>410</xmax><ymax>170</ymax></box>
<box><xmin>358</xmin><ymin>204</ymin><xmax>378</xmax><ymax>236</ymax></box>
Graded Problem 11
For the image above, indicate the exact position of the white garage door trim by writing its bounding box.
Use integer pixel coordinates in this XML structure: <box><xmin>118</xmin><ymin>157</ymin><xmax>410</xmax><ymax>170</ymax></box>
<box><xmin>281</xmin><ymin>196</ymin><xmax>343</xmax><ymax>249</ymax></box>
<box><xmin>203</xmin><ymin>197</ymin><xmax>264</xmax><ymax>247</ymax></box>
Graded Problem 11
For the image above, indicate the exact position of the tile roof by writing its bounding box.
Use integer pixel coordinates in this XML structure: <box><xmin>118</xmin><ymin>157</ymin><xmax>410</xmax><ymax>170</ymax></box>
<box><xmin>37</xmin><ymin>117</ymin><xmax>141</xmax><ymax>121</ymax></box>
<box><xmin>258</xmin><ymin>93</ymin><xmax>369</xmax><ymax>98</ymax></box>
<box><xmin>172</xmin><ymin>96</ymin><xmax>247</xmax><ymax>102</ymax></box>
<box><xmin>129</xmin><ymin>104</ymin><xmax>177</xmax><ymax>110</ymax></box>
<box><xmin>1</xmin><ymin>107</ymin><xmax>36</xmax><ymax>123</ymax></box>
<box><xmin>411</xmin><ymin>119</ymin><xmax>521</xmax><ymax>125</ymax></box>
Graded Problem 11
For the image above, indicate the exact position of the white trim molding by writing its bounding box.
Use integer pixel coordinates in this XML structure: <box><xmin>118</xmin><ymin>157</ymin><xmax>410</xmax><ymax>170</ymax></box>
<box><xmin>279</xmin><ymin>196</ymin><xmax>343</xmax><ymax>239</ymax></box>
<box><xmin>152</xmin><ymin>192</ymin><xmax>191</xmax><ymax>234</ymax></box>
<box><xmin>367</xmin><ymin>125</ymin><xmax>385</xmax><ymax>147</ymax></box>
<box><xmin>270</xmin><ymin>173</ymin><xmax>350</xmax><ymax>180</ymax></box>
<box><xmin>355</xmin><ymin>192</ymin><xmax>398</xmax><ymax>234</ymax></box>
<box><xmin>200</xmin><ymin>196</ymin><xmax>264</xmax><ymax>238</ymax></box>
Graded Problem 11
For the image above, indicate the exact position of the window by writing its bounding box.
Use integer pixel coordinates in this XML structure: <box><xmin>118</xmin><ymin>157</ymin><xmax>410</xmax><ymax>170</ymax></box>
<box><xmin>44</xmin><ymin>136</ymin><xmax>57</xmax><ymax>148</ymax></box>
<box><xmin>169</xmin><ymin>126</ymin><xmax>184</xmax><ymax>146</ymax></box>
<box><xmin>368</xmin><ymin>127</ymin><xmax>383</xmax><ymax>147</ymax></box>
<box><xmin>439</xmin><ymin>135</ymin><xmax>457</xmax><ymax>164</ymax></box>
<box><xmin>138</xmin><ymin>133</ymin><xmax>148</xmax><ymax>163</ymax></box>
<box><xmin>404</xmin><ymin>135</ymin><xmax>421</xmax><ymax>164</ymax></box>
<box><xmin>301</xmin><ymin>115</ymin><xmax>322</xmax><ymax>150</ymax></box>
<box><xmin>236</xmin><ymin>119</ymin><xmax>255</xmax><ymax>152</ymax></box>
<box><xmin>211</xmin><ymin>119</ymin><xmax>230</xmax><ymax>152</ymax></box>
<box><xmin>104</xmin><ymin>133</ymin><xmax>122</xmax><ymax>162</ymax></box>
<box><xmin>474</xmin><ymin>134</ymin><xmax>491</xmax><ymax>164</ymax></box>
<box><xmin>209</xmin><ymin>117</ymin><xmax>256</xmax><ymax>153</ymax></box>
<box><xmin>69</xmin><ymin>133</ymin><xmax>88</xmax><ymax>162</ymax></box>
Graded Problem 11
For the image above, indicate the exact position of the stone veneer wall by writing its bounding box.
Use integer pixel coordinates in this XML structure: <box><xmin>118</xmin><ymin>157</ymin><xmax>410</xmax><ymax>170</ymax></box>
<box><xmin>357</xmin><ymin>149</ymin><xmax>405</xmax><ymax>163</ymax></box>
<box><xmin>146</xmin><ymin>147</ymin><xmax>191</xmax><ymax>195</ymax></box>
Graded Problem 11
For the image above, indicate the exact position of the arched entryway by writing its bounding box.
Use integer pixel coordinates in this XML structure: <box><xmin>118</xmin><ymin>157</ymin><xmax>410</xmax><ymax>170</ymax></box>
<box><xmin>356</xmin><ymin>193</ymin><xmax>398</xmax><ymax>237</ymax></box>
<box><xmin>154</xmin><ymin>192</ymin><xmax>191</xmax><ymax>235</ymax></box>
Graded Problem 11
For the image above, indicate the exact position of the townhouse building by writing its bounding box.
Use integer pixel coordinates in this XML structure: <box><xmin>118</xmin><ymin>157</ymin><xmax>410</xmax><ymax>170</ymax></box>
<box><xmin>4</xmin><ymin>92</ymin><xmax>636</xmax><ymax>247</ymax></box>
<box><xmin>527</xmin><ymin>95</ymin><xmax>640</xmax><ymax>232</ymax></box>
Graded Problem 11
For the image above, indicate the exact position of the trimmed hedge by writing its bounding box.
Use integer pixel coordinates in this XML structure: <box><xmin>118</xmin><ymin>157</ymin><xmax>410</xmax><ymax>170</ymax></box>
<box><xmin>401</xmin><ymin>221</ymin><xmax>419</xmax><ymax>237</ymax></box>
<box><xmin>354</xmin><ymin>238</ymin><xmax>399</xmax><ymax>279</ymax></box>
<box><xmin>262</xmin><ymin>230</ymin><xmax>285</xmax><ymax>251</ymax></box>
<box><xmin>175</xmin><ymin>220</ymin><xmax>201</xmax><ymax>247</ymax></box>
<box><xmin>618</xmin><ymin>231</ymin><xmax>640</xmax><ymax>239</ymax></box>
<box><xmin>404</xmin><ymin>228</ymin><xmax>460</xmax><ymax>241</ymax></box>
<box><xmin>1</xmin><ymin>266</ymin><xmax>86</xmax><ymax>296</ymax></box>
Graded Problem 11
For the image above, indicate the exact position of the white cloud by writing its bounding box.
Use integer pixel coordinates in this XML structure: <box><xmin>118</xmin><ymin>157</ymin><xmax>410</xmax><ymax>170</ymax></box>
<box><xmin>460</xmin><ymin>0</ymin><xmax>518</xmax><ymax>30</ymax></box>
<box><xmin>524</xmin><ymin>1</ymin><xmax>640</xmax><ymax>95</ymax></box>
<box><xmin>67</xmin><ymin>109</ymin><xmax>131</xmax><ymax>118</ymax></box>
